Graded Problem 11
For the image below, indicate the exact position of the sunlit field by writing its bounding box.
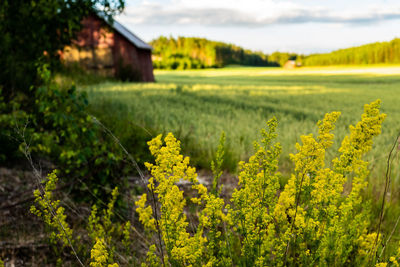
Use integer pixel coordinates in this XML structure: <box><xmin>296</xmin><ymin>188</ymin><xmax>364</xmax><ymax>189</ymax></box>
<box><xmin>82</xmin><ymin>66</ymin><xmax>400</xmax><ymax>190</ymax></box>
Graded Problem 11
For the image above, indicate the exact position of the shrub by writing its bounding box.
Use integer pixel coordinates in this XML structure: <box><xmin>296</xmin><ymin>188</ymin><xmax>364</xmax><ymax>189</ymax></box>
<box><xmin>0</xmin><ymin>64</ymin><xmax>129</xmax><ymax>202</ymax></box>
<box><xmin>32</xmin><ymin>99</ymin><xmax>396</xmax><ymax>266</ymax></box>
<box><xmin>137</xmin><ymin>99</ymin><xmax>388</xmax><ymax>266</ymax></box>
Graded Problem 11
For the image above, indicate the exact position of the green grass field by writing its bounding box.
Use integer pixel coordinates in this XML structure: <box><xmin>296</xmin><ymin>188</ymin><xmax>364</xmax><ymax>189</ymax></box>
<box><xmin>81</xmin><ymin>66</ymin><xmax>400</xmax><ymax>190</ymax></box>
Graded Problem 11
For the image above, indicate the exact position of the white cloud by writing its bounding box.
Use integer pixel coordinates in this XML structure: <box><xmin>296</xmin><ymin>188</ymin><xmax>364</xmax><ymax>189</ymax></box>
<box><xmin>118</xmin><ymin>0</ymin><xmax>400</xmax><ymax>27</ymax></box>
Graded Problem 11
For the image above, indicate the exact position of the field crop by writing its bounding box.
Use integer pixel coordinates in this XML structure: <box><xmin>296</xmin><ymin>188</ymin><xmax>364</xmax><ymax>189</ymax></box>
<box><xmin>81</xmin><ymin>66</ymin><xmax>400</xmax><ymax>190</ymax></box>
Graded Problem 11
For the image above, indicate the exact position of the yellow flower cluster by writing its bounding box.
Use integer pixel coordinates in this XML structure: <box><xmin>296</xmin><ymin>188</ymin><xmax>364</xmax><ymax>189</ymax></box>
<box><xmin>30</xmin><ymin>99</ymin><xmax>400</xmax><ymax>266</ymax></box>
<box><xmin>193</xmin><ymin>180</ymin><xmax>231</xmax><ymax>266</ymax></box>
<box><xmin>30</xmin><ymin>170</ymin><xmax>73</xmax><ymax>247</ymax></box>
<box><xmin>90</xmin><ymin>238</ymin><xmax>118</xmax><ymax>267</ymax></box>
<box><xmin>229</xmin><ymin>117</ymin><xmax>282</xmax><ymax>266</ymax></box>
<box><xmin>334</xmin><ymin>100</ymin><xmax>386</xmax><ymax>173</ymax></box>
<box><xmin>135</xmin><ymin>100</ymin><xmax>389</xmax><ymax>266</ymax></box>
<box><xmin>135</xmin><ymin>193</ymin><xmax>156</xmax><ymax>232</ymax></box>
<box><xmin>137</xmin><ymin>133</ymin><xmax>206</xmax><ymax>266</ymax></box>
<box><xmin>274</xmin><ymin>111</ymin><xmax>340</xmax><ymax>228</ymax></box>
<box><xmin>137</xmin><ymin>132</ymin><xmax>236</xmax><ymax>266</ymax></box>
<box><xmin>122</xmin><ymin>221</ymin><xmax>132</xmax><ymax>253</ymax></box>
<box><xmin>141</xmin><ymin>245</ymin><xmax>160</xmax><ymax>267</ymax></box>
<box><xmin>88</xmin><ymin>187</ymin><xmax>120</xmax><ymax>265</ymax></box>
<box><xmin>32</xmin><ymin>172</ymin><xmax>130</xmax><ymax>265</ymax></box>
<box><xmin>272</xmin><ymin>100</ymin><xmax>386</xmax><ymax>265</ymax></box>
<box><xmin>358</xmin><ymin>232</ymin><xmax>378</xmax><ymax>256</ymax></box>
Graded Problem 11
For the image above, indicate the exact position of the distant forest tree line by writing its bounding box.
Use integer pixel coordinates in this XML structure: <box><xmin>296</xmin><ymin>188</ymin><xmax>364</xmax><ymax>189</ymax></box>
<box><xmin>150</xmin><ymin>36</ymin><xmax>400</xmax><ymax>69</ymax></box>
<box><xmin>303</xmin><ymin>38</ymin><xmax>400</xmax><ymax>66</ymax></box>
<box><xmin>150</xmin><ymin>36</ymin><xmax>298</xmax><ymax>69</ymax></box>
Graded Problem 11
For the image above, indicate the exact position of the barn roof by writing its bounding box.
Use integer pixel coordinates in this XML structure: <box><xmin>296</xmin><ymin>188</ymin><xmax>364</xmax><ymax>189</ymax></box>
<box><xmin>98</xmin><ymin>13</ymin><xmax>152</xmax><ymax>50</ymax></box>
<box><xmin>111</xmin><ymin>20</ymin><xmax>153</xmax><ymax>50</ymax></box>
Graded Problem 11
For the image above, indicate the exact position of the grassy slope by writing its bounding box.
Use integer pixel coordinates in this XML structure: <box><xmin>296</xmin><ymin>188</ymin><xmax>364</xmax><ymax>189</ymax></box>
<box><xmin>81</xmin><ymin>66</ymin><xmax>400</xmax><ymax>190</ymax></box>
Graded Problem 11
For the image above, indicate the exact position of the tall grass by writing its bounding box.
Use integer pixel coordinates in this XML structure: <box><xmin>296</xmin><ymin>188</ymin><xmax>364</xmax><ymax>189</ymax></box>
<box><xmin>81</xmin><ymin>67</ymin><xmax>400</xmax><ymax>183</ymax></box>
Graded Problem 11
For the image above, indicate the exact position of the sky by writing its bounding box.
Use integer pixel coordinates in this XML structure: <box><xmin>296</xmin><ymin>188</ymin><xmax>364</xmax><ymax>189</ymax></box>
<box><xmin>116</xmin><ymin>0</ymin><xmax>400</xmax><ymax>54</ymax></box>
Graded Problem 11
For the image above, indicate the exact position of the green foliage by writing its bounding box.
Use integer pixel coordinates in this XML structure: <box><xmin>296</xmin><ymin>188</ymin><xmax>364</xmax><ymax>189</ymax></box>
<box><xmin>136</xmin><ymin>100</ymin><xmax>390</xmax><ymax>266</ymax></box>
<box><xmin>150</xmin><ymin>36</ymin><xmax>297</xmax><ymax>69</ymax></box>
<box><xmin>304</xmin><ymin>38</ymin><xmax>400</xmax><ymax>66</ymax></box>
<box><xmin>0</xmin><ymin>64</ymin><xmax>129</xmax><ymax>202</ymax></box>
<box><xmin>211</xmin><ymin>131</ymin><xmax>225</xmax><ymax>196</ymax></box>
<box><xmin>35</xmin><ymin>77</ymin><xmax>126</xmax><ymax>201</ymax></box>
<box><xmin>122</xmin><ymin>221</ymin><xmax>132</xmax><ymax>254</ymax></box>
<box><xmin>0</xmin><ymin>89</ymin><xmax>30</xmax><ymax>163</ymax></box>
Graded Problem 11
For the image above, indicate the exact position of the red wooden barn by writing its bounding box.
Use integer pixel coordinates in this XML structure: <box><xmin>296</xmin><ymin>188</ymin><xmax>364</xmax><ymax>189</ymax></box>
<box><xmin>62</xmin><ymin>14</ymin><xmax>154</xmax><ymax>82</ymax></box>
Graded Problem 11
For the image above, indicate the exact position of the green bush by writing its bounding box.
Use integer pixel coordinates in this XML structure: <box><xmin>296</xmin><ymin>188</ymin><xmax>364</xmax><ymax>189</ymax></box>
<box><xmin>137</xmin><ymin>100</ymin><xmax>391</xmax><ymax>266</ymax></box>
<box><xmin>31</xmin><ymin>99</ymin><xmax>400</xmax><ymax>266</ymax></box>
<box><xmin>0</xmin><ymin>64</ymin><xmax>130</xmax><ymax>201</ymax></box>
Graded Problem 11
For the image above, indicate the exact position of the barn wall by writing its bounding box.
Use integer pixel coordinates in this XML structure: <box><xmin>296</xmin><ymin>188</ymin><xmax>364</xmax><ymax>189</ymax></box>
<box><xmin>62</xmin><ymin>15</ymin><xmax>115</xmax><ymax>75</ymax></box>
<box><xmin>61</xmin><ymin>15</ymin><xmax>155</xmax><ymax>82</ymax></box>
<box><xmin>113</xmin><ymin>33</ymin><xmax>140</xmax><ymax>79</ymax></box>
<box><xmin>137</xmin><ymin>49</ymin><xmax>155</xmax><ymax>82</ymax></box>
<box><xmin>113</xmin><ymin>33</ymin><xmax>155</xmax><ymax>82</ymax></box>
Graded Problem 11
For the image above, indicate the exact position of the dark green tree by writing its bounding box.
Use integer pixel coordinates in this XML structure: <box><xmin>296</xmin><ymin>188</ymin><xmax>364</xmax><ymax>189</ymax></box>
<box><xmin>150</xmin><ymin>36</ymin><xmax>288</xmax><ymax>69</ymax></box>
<box><xmin>0</xmin><ymin>0</ymin><xmax>124</xmax><ymax>99</ymax></box>
<box><xmin>0</xmin><ymin>0</ymin><xmax>135</xmax><ymax>203</ymax></box>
